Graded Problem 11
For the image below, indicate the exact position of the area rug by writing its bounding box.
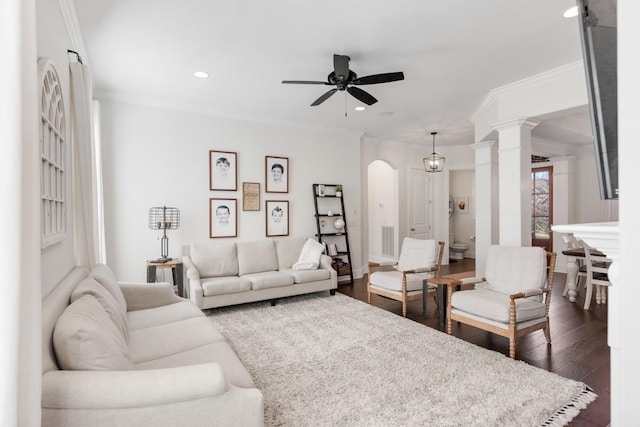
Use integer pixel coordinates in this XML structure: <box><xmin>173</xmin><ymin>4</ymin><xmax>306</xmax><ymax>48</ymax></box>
<box><xmin>207</xmin><ymin>292</ymin><xmax>596</xmax><ymax>426</ymax></box>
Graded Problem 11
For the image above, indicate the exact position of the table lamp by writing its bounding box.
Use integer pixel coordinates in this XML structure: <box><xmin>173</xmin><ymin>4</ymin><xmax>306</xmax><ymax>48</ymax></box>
<box><xmin>148</xmin><ymin>206</ymin><xmax>180</xmax><ymax>262</ymax></box>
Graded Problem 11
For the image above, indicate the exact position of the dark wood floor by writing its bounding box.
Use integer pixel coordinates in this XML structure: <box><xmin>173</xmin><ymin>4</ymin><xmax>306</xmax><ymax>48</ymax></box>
<box><xmin>337</xmin><ymin>258</ymin><xmax>610</xmax><ymax>427</ymax></box>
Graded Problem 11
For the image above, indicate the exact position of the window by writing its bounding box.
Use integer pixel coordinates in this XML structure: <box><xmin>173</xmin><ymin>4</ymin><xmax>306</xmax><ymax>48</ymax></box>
<box><xmin>39</xmin><ymin>59</ymin><xmax>66</xmax><ymax>247</ymax></box>
<box><xmin>531</xmin><ymin>166</ymin><xmax>553</xmax><ymax>252</ymax></box>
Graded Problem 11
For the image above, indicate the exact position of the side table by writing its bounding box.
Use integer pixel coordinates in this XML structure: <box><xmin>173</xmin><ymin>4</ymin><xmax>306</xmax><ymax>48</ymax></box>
<box><xmin>146</xmin><ymin>259</ymin><xmax>184</xmax><ymax>298</ymax></box>
<box><xmin>425</xmin><ymin>271</ymin><xmax>477</xmax><ymax>327</ymax></box>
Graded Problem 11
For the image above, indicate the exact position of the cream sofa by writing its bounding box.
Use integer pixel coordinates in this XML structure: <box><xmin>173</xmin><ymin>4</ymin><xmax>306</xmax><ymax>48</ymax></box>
<box><xmin>42</xmin><ymin>264</ymin><xmax>263</xmax><ymax>427</ymax></box>
<box><xmin>182</xmin><ymin>237</ymin><xmax>337</xmax><ymax>310</ymax></box>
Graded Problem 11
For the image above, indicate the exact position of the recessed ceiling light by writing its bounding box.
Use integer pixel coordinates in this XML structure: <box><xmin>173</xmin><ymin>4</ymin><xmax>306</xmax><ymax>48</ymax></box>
<box><xmin>563</xmin><ymin>6</ymin><xmax>578</xmax><ymax>18</ymax></box>
<box><xmin>194</xmin><ymin>71</ymin><xmax>209</xmax><ymax>79</ymax></box>
<box><xmin>355</xmin><ymin>106</ymin><xmax>366</xmax><ymax>111</ymax></box>
<box><xmin>380</xmin><ymin>111</ymin><xmax>394</xmax><ymax>117</ymax></box>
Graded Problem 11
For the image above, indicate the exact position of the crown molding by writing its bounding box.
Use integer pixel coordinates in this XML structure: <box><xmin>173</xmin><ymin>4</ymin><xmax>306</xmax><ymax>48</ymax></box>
<box><xmin>492</xmin><ymin>118</ymin><xmax>540</xmax><ymax>131</ymax></box>
<box><xmin>58</xmin><ymin>0</ymin><xmax>88</xmax><ymax>63</ymax></box>
<box><xmin>470</xmin><ymin>61</ymin><xmax>584</xmax><ymax>123</ymax></box>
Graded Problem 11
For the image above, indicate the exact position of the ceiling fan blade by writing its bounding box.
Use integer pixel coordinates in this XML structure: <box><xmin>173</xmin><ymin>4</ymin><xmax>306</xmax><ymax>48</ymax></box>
<box><xmin>353</xmin><ymin>72</ymin><xmax>405</xmax><ymax>85</ymax></box>
<box><xmin>282</xmin><ymin>80</ymin><xmax>330</xmax><ymax>85</ymax></box>
<box><xmin>333</xmin><ymin>54</ymin><xmax>350</xmax><ymax>83</ymax></box>
<box><xmin>311</xmin><ymin>88</ymin><xmax>338</xmax><ymax>106</ymax></box>
<box><xmin>347</xmin><ymin>86</ymin><xmax>377</xmax><ymax>105</ymax></box>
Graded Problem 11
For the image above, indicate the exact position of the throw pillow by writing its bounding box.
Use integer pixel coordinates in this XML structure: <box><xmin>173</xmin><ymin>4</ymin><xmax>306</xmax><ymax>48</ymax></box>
<box><xmin>90</xmin><ymin>263</ymin><xmax>127</xmax><ymax>313</ymax></box>
<box><xmin>70</xmin><ymin>277</ymin><xmax>129</xmax><ymax>342</ymax></box>
<box><xmin>292</xmin><ymin>239</ymin><xmax>325</xmax><ymax>270</ymax></box>
<box><xmin>53</xmin><ymin>294</ymin><xmax>133</xmax><ymax>371</ymax></box>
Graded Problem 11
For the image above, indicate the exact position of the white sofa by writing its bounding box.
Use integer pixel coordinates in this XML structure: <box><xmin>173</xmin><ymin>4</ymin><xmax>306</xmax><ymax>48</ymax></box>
<box><xmin>182</xmin><ymin>237</ymin><xmax>337</xmax><ymax>310</ymax></box>
<box><xmin>42</xmin><ymin>264</ymin><xmax>263</xmax><ymax>427</ymax></box>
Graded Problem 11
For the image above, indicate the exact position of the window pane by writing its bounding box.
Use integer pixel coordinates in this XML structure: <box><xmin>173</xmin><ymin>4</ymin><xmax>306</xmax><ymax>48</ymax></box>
<box><xmin>534</xmin><ymin>194</ymin><xmax>549</xmax><ymax>216</ymax></box>
<box><xmin>534</xmin><ymin>217</ymin><xmax>549</xmax><ymax>239</ymax></box>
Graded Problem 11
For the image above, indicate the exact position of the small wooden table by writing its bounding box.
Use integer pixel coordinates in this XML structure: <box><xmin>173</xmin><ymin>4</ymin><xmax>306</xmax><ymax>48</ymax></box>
<box><xmin>146</xmin><ymin>258</ymin><xmax>184</xmax><ymax>298</ymax></box>
<box><xmin>425</xmin><ymin>271</ymin><xmax>477</xmax><ymax>327</ymax></box>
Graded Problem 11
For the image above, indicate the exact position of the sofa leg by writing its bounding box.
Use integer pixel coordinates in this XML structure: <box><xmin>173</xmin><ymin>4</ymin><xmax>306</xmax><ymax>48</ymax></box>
<box><xmin>330</xmin><ymin>289</ymin><xmax>336</xmax><ymax>295</ymax></box>
<box><xmin>270</xmin><ymin>300</ymin><xmax>277</xmax><ymax>306</ymax></box>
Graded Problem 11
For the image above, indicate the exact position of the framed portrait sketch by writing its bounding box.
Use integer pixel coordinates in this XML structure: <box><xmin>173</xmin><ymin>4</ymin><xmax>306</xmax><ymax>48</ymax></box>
<box><xmin>242</xmin><ymin>182</ymin><xmax>260</xmax><ymax>211</ymax></box>
<box><xmin>265</xmin><ymin>155</ymin><xmax>288</xmax><ymax>193</ymax></box>
<box><xmin>209</xmin><ymin>150</ymin><xmax>237</xmax><ymax>191</ymax></box>
<box><xmin>265</xmin><ymin>200</ymin><xmax>289</xmax><ymax>237</ymax></box>
<box><xmin>210</xmin><ymin>198</ymin><xmax>237</xmax><ymax>238</ymax></box>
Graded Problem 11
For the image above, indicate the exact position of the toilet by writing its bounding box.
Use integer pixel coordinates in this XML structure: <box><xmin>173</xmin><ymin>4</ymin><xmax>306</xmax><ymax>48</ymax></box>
<box><xmin>449</xmin><ymin>233</ymin><xmax>469</xmax><ymax>260</ymax></box>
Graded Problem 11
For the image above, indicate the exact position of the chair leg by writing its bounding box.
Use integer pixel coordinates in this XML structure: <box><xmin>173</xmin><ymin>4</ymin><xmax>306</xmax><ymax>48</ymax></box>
<box><xmin>543</xmin><ymin>318</ymin><xmax>551</xmax><ymax>344</ymax></box>
<box><xmin>402</xmin><ymin>300</ymin><xmax>407</xmax><ymax>317</ymax></box>
<box><xmin>509</xmin><ymin>338</ymin><xmax>516</xmax><ymax>359</ymax></box>
<box><xmin>600</xmin><ymin>286</ymin><xmax>608</xmax><ymax>304</ymax></box>
<box><xmin>584</xmin><ymin>280</ymin><xmax>594</xmax><ymax>310</ymax></box>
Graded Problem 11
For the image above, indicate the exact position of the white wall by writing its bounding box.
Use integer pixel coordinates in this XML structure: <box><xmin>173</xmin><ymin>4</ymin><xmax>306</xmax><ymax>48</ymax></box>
<box><xmin>572</xmin><ymin>145</ymin><xmax>619</xmax><ymax>224</ymax></box>
<box><xmin>367</xmin><ymin>160</ymin><xmax>397</xmax><ymax>261</ymax></box>
<box><xmin>37</xmin><ymin>0</ymin><xmax>76</xmax><ymax>296</ymax></box>
<box><xmin>99</xmin><ymin>100</ymin><xmax>362</xmax><ymax>281</ymax></box>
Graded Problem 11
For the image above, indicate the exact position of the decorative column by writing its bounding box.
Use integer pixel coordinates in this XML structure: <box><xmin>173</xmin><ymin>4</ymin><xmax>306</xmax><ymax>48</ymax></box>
<box><xmin>470</xmin><ymin>141</ymin><xmax>496</xmax><ymax>277</ymax></box>
<box><xmin>548</xmin><ymin>156</ymin><xmax>575</xmax><ymax>273</ymax></box>
<box><xmin>492</xmin><ymin>118</ymin><xmax>539</xmax><ymax>246</ymax></box>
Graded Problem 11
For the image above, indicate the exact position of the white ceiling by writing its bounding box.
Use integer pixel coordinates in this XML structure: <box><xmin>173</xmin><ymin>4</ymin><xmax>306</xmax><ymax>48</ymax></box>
<box><xmin>73</xmin><ymin>0</ymin><xmax>591</xmax><ymax>149</ymax></box>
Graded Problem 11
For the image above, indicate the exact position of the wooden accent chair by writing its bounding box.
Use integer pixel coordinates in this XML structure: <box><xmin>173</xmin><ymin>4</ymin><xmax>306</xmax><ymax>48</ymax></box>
<box><xmin>367</xmin><ymin>238</ymin><xmax>445</xmax><ymax>317</ymax></box>
<box><xmin>445</xmin><ymin>245</ymin><xmax>557</xmax><ymax>359</ymax></box>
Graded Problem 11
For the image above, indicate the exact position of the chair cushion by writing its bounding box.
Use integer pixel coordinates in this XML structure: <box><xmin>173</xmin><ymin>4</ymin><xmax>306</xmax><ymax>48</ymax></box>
<box><xmin>236</xmin><ymin>240</ymin><xmax>278</xmax><ymax>275</ymax></box>
<box><xmin>485</xmin><ymin>245</ymin><xmax>546</xmax><ymax>294</ymax></box>
<box><xmin>397</xmin><ymin>238</ymin><xmax>439</xmax><ymax>272</ymax></box>
<box><xmin>369</xmin><ymin>270</ymin><xmax>433</xmax><ymax>292</ymax></box>
<box><xmin>90</xmin><ymin>263</ymin><xmax>127</xmax><ymax>313</ymax></box>
<box><xmin>53</xmin><ymin>294</ymin><xmax>133</xmax><ymax>371</ymax></box>
<box><xmin>243</xmin><ymin>271</ymin><xmax>294</xmax><ymax>290</ymax></box>
<box><xmin>70</xmin><ymin>277</ymin><xmax>129</xmax><ymax>341</ymax></box>
<box><xmin>190</xmin><ymin>241</ymin><xmax>238</xmax><ymax>277</ymax></box>
<box><xmin>292</xmin><ymin>238</ymin><xmax>325</xmax><ymax>270</ymax></box>
<box><xmin>280</xmin><ymin>268</ymin><xmax>331</xmax><ymax>284</ymax></box>
<box><xmin>201</xmin><ymin>276</ymin><xmax>252</xmax><ymax>296</ymax></box>
<box><xmin>451</xmin><ymin>288</ymin><xmax>546</xmax><ymax>324</ymax></box>
<box><xmin>274</xmin><ymin>237</ymin><xmax>307</xmax><ymax>270</ymax></box>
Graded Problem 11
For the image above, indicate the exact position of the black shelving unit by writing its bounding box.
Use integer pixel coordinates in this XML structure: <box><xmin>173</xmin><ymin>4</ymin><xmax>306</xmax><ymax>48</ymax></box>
<box><xmin>312</xmin><ymin>184</ymin><xmax>354</xmax><ymax>284</ymax></box>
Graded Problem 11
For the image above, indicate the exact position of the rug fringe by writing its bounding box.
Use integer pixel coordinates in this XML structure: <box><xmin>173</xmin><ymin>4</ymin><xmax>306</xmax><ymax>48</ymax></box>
<box><xmin>541</xmin><ymin>386</ymin><xmax>598</xmax><ymax>427</ymax></box>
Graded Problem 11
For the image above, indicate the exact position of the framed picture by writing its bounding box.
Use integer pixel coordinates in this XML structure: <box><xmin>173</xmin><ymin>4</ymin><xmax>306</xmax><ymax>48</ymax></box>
<box><xmin>265</xmin><ymin>200</ymin><xmax>289</xmax><ymax>237</ymax></box>
<box><xmin>454</xmin><ymin>195</ymin><xmax>469</xmax><ymax>214</ymax></box>
<box><xmin>209</xmin><ymin>150</ymin><xmax>237</xmax><ymax>191</ymax></box>
<box><xmin>242</xmin><ymin>182</ymin><xmax>260</xmax><ymax>211</ymax></box>
<box><xmin>210</xmin><ymin>198</ymin><xmax>237</xmax><ymax>238</ymax></box>
<box><xmin>265</xmin><ymin>155</ymin><xmax>288</xmax><ymax>193</ymax></box>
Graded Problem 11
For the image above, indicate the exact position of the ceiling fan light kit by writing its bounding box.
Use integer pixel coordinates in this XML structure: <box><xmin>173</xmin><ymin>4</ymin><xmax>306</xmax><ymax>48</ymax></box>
<box><xmin>282</xmin><ymin>54</ymin><xmax>404</xmax><ymax>107</ymax></box>
<box><xmin>423</xmin><ymin>132</ymin><xmax>445</xmax><ymax>173</ymax></box>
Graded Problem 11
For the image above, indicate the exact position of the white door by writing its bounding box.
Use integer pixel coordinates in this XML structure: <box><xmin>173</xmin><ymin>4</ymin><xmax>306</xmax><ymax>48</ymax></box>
<box><xmin>408</xmin><ymin>168</ymin><xmax>431</xmax><ymax>239</ymax></box>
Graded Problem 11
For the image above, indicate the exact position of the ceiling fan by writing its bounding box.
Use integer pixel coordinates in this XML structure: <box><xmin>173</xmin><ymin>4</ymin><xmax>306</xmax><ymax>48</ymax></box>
<box><xmin>282</xmin><ymin>54</ymin><xmax>404</xmax><ymax>107</ymax></box>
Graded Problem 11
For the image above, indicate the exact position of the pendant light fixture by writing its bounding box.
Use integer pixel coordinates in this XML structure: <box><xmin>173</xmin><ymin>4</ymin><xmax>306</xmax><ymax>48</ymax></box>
<box><xmin>423</xmin><ymin>131</ymin><xmax>445</xmax><ymax>173</ymax></box>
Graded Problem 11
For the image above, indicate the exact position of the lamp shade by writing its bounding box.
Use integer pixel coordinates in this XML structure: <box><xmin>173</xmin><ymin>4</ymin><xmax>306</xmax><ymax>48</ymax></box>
<box><xmin>148</xmin><ymin>206</ymin><xmax>180</xmax><ymax>263</ymax></box>
<box><xmin>423</xmin><ymin>131</ymin><xmax>445</xmax><ymax>173</ymax></box>
<box><xmin>148</xmin><ymin>206</ymin><xmax>180</xmax><ymax>230</ymax></box>
<box><xmin>423</xmin><ymin>153</ymin><xmax>446</xmax><ymax>173</ymax></box>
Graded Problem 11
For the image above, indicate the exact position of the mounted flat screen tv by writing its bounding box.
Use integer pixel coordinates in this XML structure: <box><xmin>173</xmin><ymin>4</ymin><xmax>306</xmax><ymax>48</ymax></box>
<box><xmin>577</xmin><ymin>0</ymin><xmax>618</xmax><ymax>199</ymax></box>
